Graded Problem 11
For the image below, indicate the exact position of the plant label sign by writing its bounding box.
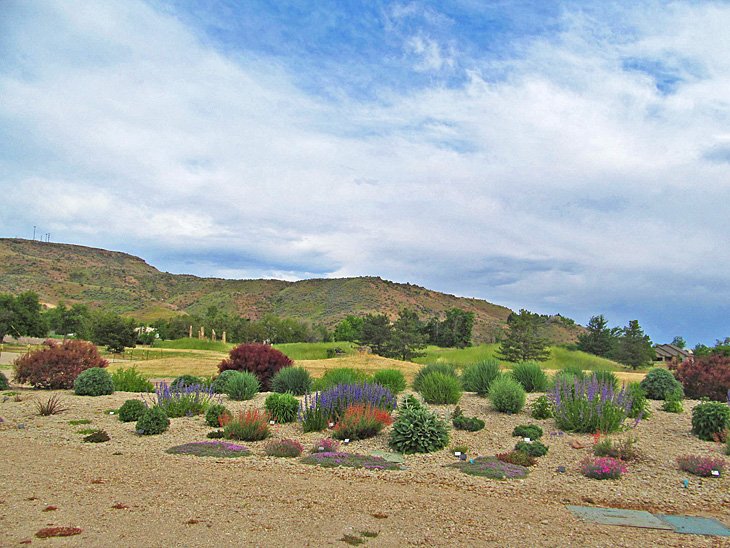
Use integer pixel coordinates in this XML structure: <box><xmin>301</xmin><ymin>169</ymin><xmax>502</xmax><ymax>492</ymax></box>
<box><xmin>712</xmin><ymin>470</ymin><xmax>720</xmax><ymax>476</ymax></box>
<box><xmin>524</xmin><ymin>437</ymin><xmax>531</xmax><ymax>442</ymax></box>
<box><xmin>269</xmin><ymin>420</ymin><xmax>275</xmax><ymax>425</ymax></box>
<box><xmin>454</xmin><ymin>451</ymin><xmax>461</xmax><ymax>457</ymax></box>
<box><xmin>344</xmin><ymin>438</ymin><xmax>350</xmax><ymax>444</ymax></box>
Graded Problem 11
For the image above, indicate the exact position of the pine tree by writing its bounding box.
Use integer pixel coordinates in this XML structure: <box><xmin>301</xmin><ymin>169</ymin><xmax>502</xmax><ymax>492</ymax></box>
<box><xmin>385</xmin><ymin>309</ymin><xmax>427</xmax><ymax>361</ymax></box>
<box><xmin>613</xmin><ymin>320</ymin><xmax>655</xmax><ymax>370</ymax></box>
<box><xmin>577</xmin><ymin>315</ymin><xmax>614</xmax><ymax>357</ymax></box>
<box><xmin>497</xmin><ymin>309</ymin><xmax>550</xmax><ymax>362</ymax></box>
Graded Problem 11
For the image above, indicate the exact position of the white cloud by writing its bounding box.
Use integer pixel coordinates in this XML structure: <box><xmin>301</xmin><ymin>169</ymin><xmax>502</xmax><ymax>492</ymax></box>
<box><xmin>1</xmin><ymin>1</ymin><xmax>730</xmax><ymax>342</ymax></box>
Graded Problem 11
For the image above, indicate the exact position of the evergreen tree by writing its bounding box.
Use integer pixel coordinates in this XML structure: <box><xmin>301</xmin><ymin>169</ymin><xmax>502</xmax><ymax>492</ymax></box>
<box><xmin>577</xmin><ymin>314</ymin><xmax>614</xmax><ymax>357</ymax></box>
<box><xmin>0</xmin><ymin>291</ymin><xmax>48</xmax><ymax>339</ymax></box>
<box><xmin>357</xmin><ymin>313</ymin><xmax>392</xmax><ymax>355</ymax></box>
<box><xmin>497</xmin><ymin>309</ymin><xmax>550</xmax><ymax>362</ymax></box>
<box><xmin>90</xmin><ymin>311</ymin><xmax>137</xmax><ymax>353</ymax></box>
<box><xmin>384</xmin><ymin>309</ymin><xmax>427</xmax><ymax>361</ymax></box>
<box><xmin>612</xmin><ymin>320</ymin><xmax>655</xmax><ymax>370</ymax></box>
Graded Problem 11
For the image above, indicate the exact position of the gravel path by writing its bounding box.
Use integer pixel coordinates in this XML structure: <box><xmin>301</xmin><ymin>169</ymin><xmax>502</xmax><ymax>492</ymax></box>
<box><xmin>1</xmin><ymin>388</ymin><xmax>728</xmax><ymax>546</ymax></box>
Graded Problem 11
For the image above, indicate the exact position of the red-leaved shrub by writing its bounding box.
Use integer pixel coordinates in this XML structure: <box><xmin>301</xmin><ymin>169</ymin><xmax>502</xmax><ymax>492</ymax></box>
<box><xmin>218</xmin><ymin>344</ymin><xmax>292</xmax><ymax>391</ymax></box>
<box><xmin>14</xmin><ymin>340</ymin><xmax>108</xmax><ymax>389</ymax></box>
<box><xmin>670</xmin><ymin>355</ymin><xmax>730</xmax><ymax>401</ymax></box>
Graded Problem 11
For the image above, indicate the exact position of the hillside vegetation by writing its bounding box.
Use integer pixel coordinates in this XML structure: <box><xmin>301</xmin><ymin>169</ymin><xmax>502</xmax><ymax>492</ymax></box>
<box><xmin>0</xmin><ymin>238</ymin><xmax>582</xmax><ymax>344</ymax></box>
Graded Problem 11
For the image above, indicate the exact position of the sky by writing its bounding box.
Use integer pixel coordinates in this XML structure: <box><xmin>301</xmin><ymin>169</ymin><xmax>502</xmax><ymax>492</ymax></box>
<box><xmin>1</xmin><ymin>1</ymin><xmax>729</xmax><ymax>346</ymax></box>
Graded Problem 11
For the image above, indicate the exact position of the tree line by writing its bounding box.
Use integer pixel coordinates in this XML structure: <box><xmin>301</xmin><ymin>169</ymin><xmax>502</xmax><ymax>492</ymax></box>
<box><xmin>576</xmin><ymin>314</ymin><xmax>655</xmax><ymax>369</ymax></box>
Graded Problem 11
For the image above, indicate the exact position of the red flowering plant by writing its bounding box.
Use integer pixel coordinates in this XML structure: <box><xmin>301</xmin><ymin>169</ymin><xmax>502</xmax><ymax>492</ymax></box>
<box><xmin>332</xmin><ymin>404</ymin><xmax>393</xmax><ymax>441</ymax></box>
<box><xmin>676</xmin><ymin>455</ymin><xmax>726</xmax><ymax>477</ymax></box>
<box><xmin>580</xmin><ymin>456</ymin><xmax>627</xmax><ymax>479</ymax></box>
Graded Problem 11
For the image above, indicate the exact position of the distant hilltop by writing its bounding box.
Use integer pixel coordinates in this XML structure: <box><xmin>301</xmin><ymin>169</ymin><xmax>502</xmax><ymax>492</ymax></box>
<box><xmin>0</xmin><ymin>238</ymin><xmax>582</xmax><ymax>344</ymax></box>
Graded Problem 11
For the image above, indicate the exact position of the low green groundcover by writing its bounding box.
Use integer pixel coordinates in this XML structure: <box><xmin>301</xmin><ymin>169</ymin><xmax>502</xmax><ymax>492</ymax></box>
<box><xmin>300</xmin><ymin>451</ymin><xmax>401</xmax><ymax>471</ymax></box>
<box><xmin>450</xmin><ymin>456</ymin><xmax>529</xmax><ymax>479</ymax></box>
<box><xmin>165</xmin><ymin>441</ymin><xmax>251</xmax><ymax>458</ymax></box>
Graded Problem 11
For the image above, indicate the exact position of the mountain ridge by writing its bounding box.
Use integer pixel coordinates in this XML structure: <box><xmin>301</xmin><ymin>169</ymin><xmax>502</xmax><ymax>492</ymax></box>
<box><xmin>0</xmin><ymin>238</ymin><xmax>580</xmax><ymax>343</ymax></box>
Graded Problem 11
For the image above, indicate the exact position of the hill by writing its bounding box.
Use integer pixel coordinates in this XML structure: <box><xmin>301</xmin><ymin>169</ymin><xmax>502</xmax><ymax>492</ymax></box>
<box><xmin>0</xmin><ymin>238</ymin><xmax>582</xmax><ymax>343</ymax></box>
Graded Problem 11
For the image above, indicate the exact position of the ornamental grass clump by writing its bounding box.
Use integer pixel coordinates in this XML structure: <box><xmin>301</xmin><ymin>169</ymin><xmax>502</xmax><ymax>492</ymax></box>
<box><xmin>489</xmin><ymin>375</ymin><xmax>526</xmax><ymax>414</ymax></box>
<box><xmin>372</xmin><ymin>369</ymin><xmax>407</xmax><ymax>394</ymax></box>
<box><xmin>580</xmin><ymin>456</ymin><xmax>627</xmax><ymax>479</ymax></box>
<box><xmin>412</xmin><ymin>363</ymin><xmax>459</xmax><ymax>393</ymax></box>
<box><xmin>510</xmin><ymin>362</ymin><xmax>548</xmax><ymax>393</ymax></box>
<box><xmin>111</xmin><ymin>367</ymin><xmax>153</xmax><ymax>393</ymax></box>
<box><xmin>593</xmin><ymin>435</ymin><xmax>640</xmax><ymax>461</ymax></box>
<box><xmin>551</xmin><ymin>374</ymin><xmax>634</xmax><ymax>434</ymax></box>
<box><xmin>332</xmin><ymin>404</ymin><xmax>393</xmax><ymax>441</ymax></box>
<box><xmin>418</xmin><ymin>372</ymin><xmax>462</xmax><ymax>405</ymax></box>
<box><xmin>166</xmin><ymin>441</ymin><xmax>251</xmax><ymax>458</ymax></box>
<box><xmin>224</xmin><ymin>371</ymin><xmax>260</xmax><ymax>401</ymax></box>
<box><xmin>271</xmin><ymin>366</ymin><xmax>312</xmax><ymax>396</ymax></box>
<box><xmin>210</xmin><ymin>370</ymin><xmax>241</xmax><ymax>394</ymax></box>
<box><xmin>461</xmin><ymin>359</ymin><xmax>501</xmax><ymax>396</ymax></box>
<box><xmin>314</xmin><ymin>368</ymin><xmax>372</xmax><ymax>391</ymax></box>
<box><xmin>222</xmin><ymin>409</ymin><xmax>270</xmax><ymax>441</ymax></box>
<box><xmin>676</xmin><ymin>455</ymin><xmax>726</xmax><ymax>477</ymax></box>
<box><xmin>151</xmin><ymin>381</ymin><xmax>218</xmax><ymax>418</ymax></box>
<box><xmin>265</xmin><ymin>438</ymin><xmax>304</xmax><ymax>457</ymax></box>
<box><xmin>300</xmin><ymin>452</ymin><xmax>400</xmax><ymax>471</ymax></box>
<box><xmin>451</xmin><ymin>457</ymin><xmax>529</xmax><ymax>479</ymax></box>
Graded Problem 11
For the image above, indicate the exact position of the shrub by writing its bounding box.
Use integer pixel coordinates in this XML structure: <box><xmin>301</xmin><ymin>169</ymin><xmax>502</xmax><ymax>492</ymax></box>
<box><xmin>205</xmin><ymin>403</ymin><xmax>231</xmax><ymax>428</ymax></box>
<box><xmin>515</xmin><ymin>440</ymin><xmax>549</xmax><ymax>457</ymax></box>
<box><xmin>531</xmin><ymin>395</ymin><xmax>553</xmax><ymax>419</ymax></box>
<box><xmin>271</xmin><ymin>366</ymin><xmax>312</xmax><ymax>396</ymax></box>
<box><xmin>496</xmin><ymin>450</ymin><xmax>536</xmax><ymax>467</ymax></box>
<box><xmin>640</xmin><ymin>368</ymin><xmax>683</xmax><ymax>400</ymax></box>
<box><xmin>691</xmin><ymin>401</ymin><xmax>730</xmax><ymax>441</ymax></box>
<box><xmin>671</xmin><ymin>355</ymin><xmax>730</xmax><ymax>401</ymax></box>
<box><xmin>593</xmin><ymin>435</ymin><xmax>640</xmax><ymax>461</ymax></box>
<box><xmin>222</xmin><ymin>409</ymin><xmax>270</xmax><ymax>441</ymax></box>
<box><xmin>400</xmin><ymin>394</ymin><xmax>424</xmax><ymax>411</ymax></box>
<box><xmin>311</xmin><ymin>438</ymin><xmax>340</xmax><ymax>453</ymax></box>
<box><xmin>372</xmin><ymin>369</ymin><xmax>407</xmax><ymax>394</ymax></box>
<box><xmin>264</xmin><ymin>392</ymin><xmax>299</xmax><ymax>423</ymax></box>
<box><xmin>451</xmin><ymin>406</ymin><xmax>484</xmax><ymax>432</ymax></box>
<box><xmin>170</xmin><ymin>375</ymin><xmax>202</xmax><ymax>391</ymax></box>
<box><xmin>510</xmin><ymin>362</ymin><xmax>548</xmax><ymax>392</ymax></box>
<box><xmin>166</xmin><ymin>441</ymin><xmax>250</xmax><ymax>458</ymax></box>
<box><xmin>83</xmin><ymin>430</ymin><xmax>110</xmax><ymax>443</ymax></box>
<box><xmin>580</xmin><ymin>457</ymin><xmax>627</xmax><ymax>479</ymax></box>
<box><xmin>136</xmin><ymin>406</ymin><xmax>170</xmax><ymax>435</ymax></box>
<box><xmin>152</xmin><ymin>381</ymin><xmax>218</xmax><ymax>417</ymax></box>
<box><xmin>489</xmin><ymin>375</ymin><xmax>526</xmax><ymax>414</ymax></box>
<box><xmin>206</xmin><ymin>430</ymin><xmax>225</xmax><ymax>439</ymax></box>
<box><xmin>118</xmin><ymin>399</ymin><xmax>147</xmax><ymax>422</ymax></box>
<box><xmin>551</xmin><ymin>375</ymin><xmax>634</xmax><ymax>434</ymax></box>
<box><xmin>626</xmin><ymin>382</ymin><xmax>650</xmax><ymax>420</ymax></box>
<box><xmin>512</xmin><ymin>424</ymin><xmax>543</xmax><ymax>440</ymax></box>
<box><xmin>412</xmin><ymin>363</ymin><xmax>458</xmax><ymax>393</ymax></box>
<box><xmin>332</xmin><ymin>404</ymin><xmax>393</xmax><ymax>440</ymax></box>
<box><xmin>676</xmin><ymin>455</ymin><xmax>727</xmax><ymax>477</ymax></box>
<box><xmin>210</xmin><ymin>369</ymin><xmax>241</xmax><ymax>394</ymax></box>
<box><xmin>593</xmin><ymin>370</ymin><xmax>619</xmax><ymax>391</ymax></box>
<box><xmin>389</xmin><ymin>404</ymin><xmax>449</xmax><ymax>454</ymax></box>
<box><xmin>451</xmin><ymin>457</ymin><xmax>529</xmax><ymax>479</ymax></box>
<box><xmin>225</xmin><ymin>371</ymin><xmax>260</xmax><ymax>401</ymax></box>
<box><xmin>111</xmin><ymin>367</ymin><xmax>153</xmax><ymax>392</ymax></box>
<box><xmin>313</xmin><ymin>368</ymin><xmax>371</xmax><ymax>391</ymax></box>
<box><xmin>301</xmin><ymin>382</ymin><xmax>396</xmax><ymax>423</ymax></box>
<box><xmin>265</xmin><ymin>438</ymin><xmax>304</xmax><ymax>457</ymax></box>
<box><xmin>73</xmin><ymin>367</ymin><xmax>114</xmax><ymax>396</ymax></box>
<box><xmin>662</xmin><ymin>389</ymin><xmax>684</xmax><ymax>413</ymax></box>
<box><xmin>726</xmin><ymin>436</ymin><xmax>730</xmax><ymax>456</ymax></box>
<box><xmin>559</xmin><ymin>364</ymin><xmax>587</xmax><ymax>380</ymax></box>
<box><xmin>301</xmin><ymin>452</ymin><xmax>401</xmax><ymax>470</ymax></box>
<box><xmin>461</xmin><ymin>359</ymin><xmax>500</xmax><ymax>396</ymax></box>
<box><xmin>0</xmin><ymin>371</ymin><xmax>8</xmax><ymax>390</ymax></box>
<box><xmin>219</xmin><ymin>343</ymin><xmax>292</xmax><ymax>391</ymax></box>
<box><xmin>35</xmin><ymin>394</ymin><xmax>67</xmax><ymax>416</ymax></box>
<box><xmin>418</xmin><ymin>372</ymin><xmax>462</xmax><ymax>405</ymax></box>
<box><xmin>299</xmin><ymin>392</ymin><xmax>329</xmax><ymax>432</ymax></box>
<box><xmin>14</xmin><ymin>339</ymin><xmax>108</xmax><ymax>389</ymax></box>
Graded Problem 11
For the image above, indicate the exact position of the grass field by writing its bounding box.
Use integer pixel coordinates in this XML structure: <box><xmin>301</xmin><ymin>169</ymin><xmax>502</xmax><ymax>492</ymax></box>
<box><xmin>273</xmin><ymin>341</ymin><xmax>357</xmax><ymax>360</ymax></box>
<box><xmin>152</xmin><ymin>338</ymin><xmax>233</xmax><ymax>352</ymax></box>
<box><xmin>415</xmin><ymin>344</ymin><xmax>628</xmax><ymax>371</ymax></box>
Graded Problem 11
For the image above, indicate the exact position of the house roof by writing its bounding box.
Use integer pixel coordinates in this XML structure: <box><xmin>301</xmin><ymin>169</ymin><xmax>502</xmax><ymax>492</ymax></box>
<box><xmin>654</xmin><ymin>344</ymin><xmax>691</xmax><ymax>359</ymax></box>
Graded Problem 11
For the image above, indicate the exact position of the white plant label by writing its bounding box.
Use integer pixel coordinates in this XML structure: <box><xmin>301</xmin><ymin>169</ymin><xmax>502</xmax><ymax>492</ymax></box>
<box><xmin>524</xmin><ymin>437</ymin><xmax>531</xmax><ymax>442</ymax></box>
<box><xmin>454</xmin><ymin>452</ymin><xmax>461</xmax><ymax>457</ymax></box>
<box><xmin>712</xmin><ymin>470</ymin><xmax>720</xmax><ymax>476</ymax></box>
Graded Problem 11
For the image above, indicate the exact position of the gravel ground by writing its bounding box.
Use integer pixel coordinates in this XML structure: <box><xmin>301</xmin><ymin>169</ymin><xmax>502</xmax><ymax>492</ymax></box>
<box><xmin>1</xmin><ymin>387</ymin><xmax>729</xmax><ymax>547</ymax></box>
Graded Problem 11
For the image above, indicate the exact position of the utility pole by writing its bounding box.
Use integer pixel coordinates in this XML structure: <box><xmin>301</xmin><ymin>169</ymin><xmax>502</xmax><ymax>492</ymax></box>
<box><xmin>33</xmin><ymin>226</ymin><xmax>36</xmax><ymax>240</ymax></box>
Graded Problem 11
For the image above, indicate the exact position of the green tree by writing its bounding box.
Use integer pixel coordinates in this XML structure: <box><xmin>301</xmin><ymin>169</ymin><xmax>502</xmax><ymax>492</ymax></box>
<box><xmin>612</xmin><ymin>320</ymin><xmax>655</xmax><ymax>370</ymax></box>
<box><xmin>357</xmin><ymin>313</ymin><xmax>392</xmax><ymax>355</ymax></box>
<box><xmin>427</xmin><ymin>308</ymin><xmax>474</xmax><ymax>348</ymax></box>
<box><xmin>384</xmin><ymin>309</ymin><xmax>427</xmax><ymax>361</ymax></box>
<box><xmin>0</xmin><ymin>291</ymin><xmax>48</xmax><ymax>339</ymax></box>
<box><xmin>577</xmin><ymin>314</ymin><xmax>614</xmax><ymax>357</ymax></box>
<box><xmin>497</xmin><ymin>309</ymin><xmax>550</xmax><ymax>362</ymax></box>
<box><xmin>90</xmin><ymin>311</ymin><xmax>136</xmax><ymax>353</ymax></box>
<box><xmin>334</xmin><ymin>315</ymin><xmax>364</xmax><ymax>342</ymax></box>
<box><xmin>46</xmin><ymin>302</ymin><xmax>91</xmax><ymax>339</ymax></box>
<box><xmin>671</xmin><ymin>335</ymin><xmax>686</xmax><ymax>349</ymax></box>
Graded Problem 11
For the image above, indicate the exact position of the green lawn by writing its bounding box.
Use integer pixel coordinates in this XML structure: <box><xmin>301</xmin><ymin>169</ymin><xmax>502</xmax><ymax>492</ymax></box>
<box><xmin>273</xmin><ymin>341</ymin><xmax>357</xmax><ymax>360</ymax></box>
<box><xmin>415</xmin><ymin>344</ymin><xmax>626</xmax><ymax>371</ymax></box>
<box><xmin>152</xmin><ymin>338</ymin><xmax>233</xmax><ymax>352</ymax></box>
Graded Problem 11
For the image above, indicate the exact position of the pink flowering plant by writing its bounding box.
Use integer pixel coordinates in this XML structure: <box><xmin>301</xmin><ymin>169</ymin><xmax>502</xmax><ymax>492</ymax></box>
<box><xmin>580</xmin><ymin>456</ymin><xmax>627</xmax><ymax>479</ymax></box>
<box><xmin>311</xmin><ymin>438</ymin><xmax>340</xmax><ymax>453</ymax></box>
<box><xmin>676</xmin><ymin>455</ymin><xmax>726</xmax><ymax>477</ymax></box>
<box><xmin>264</xmin><ymin>438</ymin><xmax>304</xmax><ymax>458</ymax></box>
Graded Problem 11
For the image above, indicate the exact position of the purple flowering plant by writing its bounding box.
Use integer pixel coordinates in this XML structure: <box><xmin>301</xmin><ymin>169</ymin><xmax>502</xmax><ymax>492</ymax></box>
<box><xmin>676</xmin><ymin>455</ymin><xmax>727</xmax><ymax>477</ymax></box>
<box><xmin>148</xmin><ymin>381</ymin><xmax>219</xmax><ymax>418</ymax></box>
<box><xmin>165</xmin><ymin>441</ymin><xmax>250</xmax><ymax>458</ymax></box>
<box><xmin>299</xmin><ymin>382</ymin><xmax>396</xmax><ymax>431</ymax></box>
<box><xmin>300</xmin><ymin>451</ymin><xmax>400</xmax><ymax>470</ymax></box>
<box><xmin>551</xmin><ymin>374</ymin><xmax>634</xmax><ymax>434</ymax></box>
<box><xmin>451</xmin><ymin>456</ymin><xmax>529</xmax><ymax>480</ymax></box>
